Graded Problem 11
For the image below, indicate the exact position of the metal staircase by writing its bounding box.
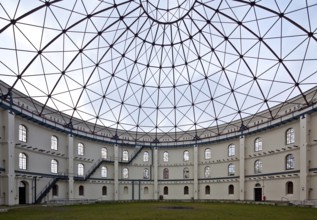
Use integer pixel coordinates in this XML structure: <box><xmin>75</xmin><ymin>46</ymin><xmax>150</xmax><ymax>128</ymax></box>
<box><xmin>35</xmin><ymin>177</ymin><xmax>60</xmax><ymax>204</ymax></box>
<box><xmin>120</xmin><ymin>145</ymin><xmax>144</xmax><ymax>164</ymax></box>
<box><xmin>75</xmin><ymin>145</ymin><xmax>144</xmax><ymax>180</ymax></box>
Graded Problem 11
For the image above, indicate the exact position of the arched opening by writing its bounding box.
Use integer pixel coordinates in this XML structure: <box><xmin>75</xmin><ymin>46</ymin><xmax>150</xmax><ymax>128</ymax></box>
<box><xmin>163</xmin><ymin>186</ymin><xmax>168</xmax><ymax>195</ymax></box>
<box><xmin>184</xmin><ymin>186</ymin><xmax>189</xmax><ymax>195</ymax></box>
<box><xmin>79</xmin><ymin>185</ymin><xmax>84</xmax><ymax>196</ymax></box>
<box><xmin>19</xmin><ymin>181</ymin><xmax>28</xmax><ymax>204</ymax></box>
<box><xmin>228</xmin><ymin>185</ymin><xmax>234</xmax><ymax>195</ymax></box>
<box><xmin>124</xmin><ymin>186</ymin><xmax>128</xmax><ymax>194</ymax></box>
<box><xmin>144</xmin><ymin>186</ymin><xmax>149</xmax><ymax>195</ymax></box>
<box><xmin>254</xmin><ymin>183</ymin><xmax>262</xmax><ymax>201</ymax></box>
<box><xmin>102</xmin><ymin>186</ymin><xmax>107</xmax><ymax>196</ymax></box>
<box><xmin>205</xmin><ymin>185</ymin><xmax>210</xmax><ymax>195</ymax></box>
<box><xmin>286</xmin><ymin>181</ymin><xmax>293</xmax><ymax>194</ymax></box>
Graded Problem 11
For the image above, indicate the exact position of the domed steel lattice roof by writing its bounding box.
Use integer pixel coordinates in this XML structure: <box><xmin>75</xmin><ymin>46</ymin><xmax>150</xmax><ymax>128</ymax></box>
<box><xmin>0</xmin><ymin>0</ymin><xmax>317</xmax><ymax>142</ymax></box>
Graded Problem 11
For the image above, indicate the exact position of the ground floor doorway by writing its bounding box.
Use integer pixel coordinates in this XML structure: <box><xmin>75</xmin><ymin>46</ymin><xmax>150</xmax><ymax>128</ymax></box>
<box><xmin>254</xmin><ymin>187</ymin><xmax>262</xmax><ymax>201</ymax></box>
<box><xmin>19</xmin><ymin>181</ymin><xmax>27</xmax><ymax>204</ymax></box>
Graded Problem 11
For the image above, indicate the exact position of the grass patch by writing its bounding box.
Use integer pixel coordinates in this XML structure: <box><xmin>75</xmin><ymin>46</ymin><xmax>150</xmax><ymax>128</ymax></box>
<box><xmin>0</xmin><ymin>202</ymin><xmax>317</xmax><ymax>220</ymax></box>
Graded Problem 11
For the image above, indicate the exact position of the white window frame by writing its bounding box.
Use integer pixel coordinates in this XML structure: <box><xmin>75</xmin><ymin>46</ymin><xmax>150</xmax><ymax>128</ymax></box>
<box><xmin>78</xmin><ymin>163</ymin><xmax>84</xmax><ymax>176</ymax></box>
<box><xmin>183</xmin><ymin>150</ymin><xmax>189</xmax><ymax>161</ymax></box>
<box><xmin>19</xmin><ymin>124</ymin><xmax>27</xmax><ymax>142</ymax></box>
<box><xmin>163</xmin><ymin>151</ymin><xmax>168</xmax><ymax>162</ymax></box>
<box><xmin>19</xmin><ymin>153</ymin><xmax>27</xmax><ymax>170</ymax></box>
<box><xmin>51</xmin><ymin>135</ymin><xmax>58</xmax><ymax>150</ymax></box>
<box><xmin>204</xmin><ymin>148</ymin><xmax>211</xmax><ymax>160</ymax></box>
<box><xmin>51</xmin><ymin>159</ymin><xmax>58</xmax><ymax>173</ymax></box>
<box><xmin>228</xmin><ymin>144</ymin><xmax>235</xmax><ymax>157</ymax></box>
<box><xmin>78</xmin><ymin>143</ymin><xmax>84</xmax><ymax>156</ymax></box>
<box><xmin>101</xmin><ymin>148</ymin><xmax>107</xmax><ymax>159</ymax></box>
<box><xmin>101</xmin><ymin>166</ymin><xmax>107</xmax><ymax>177</ymax></box>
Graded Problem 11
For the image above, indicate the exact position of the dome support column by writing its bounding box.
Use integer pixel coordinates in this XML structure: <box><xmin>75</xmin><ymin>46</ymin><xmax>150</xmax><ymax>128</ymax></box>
<box><xmin>239</xmin><ymin>135</ymin><xmax>245</xmax><ymax>201</ymax></box>
<box><xmin>2</xmin><ymin>111</ymin><xmax>16</xmax><ymax>205</ymax></box>
<box><xmin>300</xmin><ymin>114</ymin><xmax>310</xmax><ymax>201</ymax></box>
<box><xmin>67</xmin><ymin>134</ymin><xmax>74</xmax><ymax>200</ymax></box>
<box><xmin>194</xmin><ymin>144</ymin><xmax>199</xmax><ymax>200</ymax></box>
<box><xmin>153</xmin><ymin>147</ymin><xmax>158</xmax><ymax>200</ymax></box>
<box><xmin>114</xmin><ymin>144</ymin><xmax>119</xmax><ymax>201</ymax></box>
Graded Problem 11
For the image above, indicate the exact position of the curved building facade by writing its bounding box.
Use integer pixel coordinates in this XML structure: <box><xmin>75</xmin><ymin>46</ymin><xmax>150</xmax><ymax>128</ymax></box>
<box><xmin>1</xmin><ymin>81</ymin><xmax>317</xmax><ymax>205</ymax></box>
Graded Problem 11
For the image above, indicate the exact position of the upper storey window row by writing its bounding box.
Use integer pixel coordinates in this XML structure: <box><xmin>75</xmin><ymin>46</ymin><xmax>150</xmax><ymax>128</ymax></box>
<box><xmin>17</xmin><ymin>125</ymin><xmax>295</xmax><ymax>158</ymax></box>
<box><xmin>162</xmin><ymin>151</ymin><xmax>190</xmax><ymax>162</ymax></box>
<box><xmin>205</xmin><ymin>144</ymin><xmax>236</xmax><ymax>159</ymax></box>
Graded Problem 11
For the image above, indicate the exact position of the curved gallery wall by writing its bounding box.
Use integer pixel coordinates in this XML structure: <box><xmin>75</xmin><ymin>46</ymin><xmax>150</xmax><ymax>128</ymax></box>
<box><xmin>0</xmin><ymin>82</ymin><xmax>317</xmax><ymax>205</ymax></box>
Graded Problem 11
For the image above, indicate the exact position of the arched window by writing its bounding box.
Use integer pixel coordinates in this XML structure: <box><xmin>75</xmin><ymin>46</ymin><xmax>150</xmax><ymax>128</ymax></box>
<box><xmin>228</xmin><ymin>185</ymin><xmax>234</xmax><ymax>195</ymax></box>
<box><xmin>163</xmin><ymin>151</ymin><xmax>168</xmax><ymax>162</ymax></box>
<box><xmin>102</xmin><ymin>186</ymin><xmax>107</xmax><ymax>196</ymax></box>
<box><xmin>101</xmin><ymin>148</ymin><xmax>107</xmax><ymax>159</ymax></box>
<box><xmin>52</xmin><ymin>184</ymin><xmax>58</xmax><ymax>196</ymax></box>
<box><xmin>51</xmin><ymin>136</ymin><xmax>58</xmax><ymax>150</ymax></box>
<box><xmin>78</xmin><ymin>143</ymin><xmax>84</xmax><ymax>155</ymax></box>
<box><xmin>78</xmin><ymin>163</ymin><xmax>84</xmax><ymax>176</ymax></box>
<box><xmin>184</xmin><ymin>186</ymin><xmax>189</xmax><ymax>195</ymax></box>
<box><xmin>183</xmin><ymin>150</ymin><xmax>189</xmax><ymax>161</ymax></box>
<box><xmin>163</xmin><ymin>186</ymin><xmax>168</xmax><ymax>195</ymax></box>
<box><xmin>79</xmin><ymin>185</ymin><xmax>84</xmax><ymax>196</ymax></box>
<box><xmin>254</xmin><ymin>160</ymin><xmax>262</xmax><ymax>174</ymax></box>
<box><xmin>204</xmin><ymin>148</ymin><xmax>211</xmax><ymax>160</ymax></box>
<box><xmin>286</xmin><ymin>154</ymin><xmax>295</xmax><ymax>170</ymax></box>
<box><xmin>143</xmin><ymin>168</ymin><xmax>149</xmax><ymax>179</ymax></box>
<box><xmin>143</xmin><ymin>151</ymin><xmax>149</xmax><ymax>162</ymax></box>
<box><xmin>123</xmin><ymin>186</ymin><xmax>128</xmax><ymax>194</ymax></box>
<box><xmin>123</xmin><ymin>168</ymin><xmax>129</xmax><ymax>179</ymax></box>
<box><xmin>254</xmin><ymin>137</ymin><xmax>262</xmax><ymax>152</ymax></box>
<box><xmin>286</xmin><ymin>181</ymin><xmax>293</xmax><ymax>194</ymax></box>
<box><xmin>204</xmin><ymin>166</ymin><xmax>211</xmax><ymax>178</ymax></box>
<box><xmin>51</xmin><ymin>159</ymin><xmax>58</xmax><ymax>173</ymax></box>
<box><xmin>144</xmin><ymin>186</ymin><xmax>149</xmax><ymax>195</ymax></box>
<box><xmin>183</xmin><ymin>167</ymin><xmax>189</xmax><ymax>179</ymax></box>
<box><xmin>163</xmin><ymin>168</ymin><xmax>169</xmax><ymax>179</ymax></box>
<box><xmin>19</xmin><ymin>153</ymin><xmax>27</xmax><ymax>170</ymax></box>
<box><xmin>286</xmin><ymin>128</ymin><xmax>295</xmax><ymax>144</ymax></box>
<box><xmin>101</xmin><ymin>166</ymin><xmax>107</xmax><ymax>178</ymax></box>
<box><xmin>205</xmin><ymin>185</ymin><xmax>210</xmax><ymax>195</ymax></box>
<box><xmin>228</xmin><ymin>144</ymin><xmax>235</xmax><ymax>156</ymax></box>
<box><xmin>228</xmin><ymin>163</ymin><xmax>235</xmax><ymax>176</ymax></box>
<box><xmin>19</xmin><ymin>124</ymin><xmax>27</xmax><ymax>142</ymax></box>
<box><xmin>122</xmin><ymin>150</ymin><xmax>129</xmax><ymax>161</ymax></box>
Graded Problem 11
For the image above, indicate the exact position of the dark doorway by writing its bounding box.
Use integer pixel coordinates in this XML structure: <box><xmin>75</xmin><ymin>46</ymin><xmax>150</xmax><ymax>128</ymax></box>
<box><xmin>19</xmin><ymin>181</ymin><xmax>26</xmax><ymax>204</ymax></box>
<box><xmin>254</xmin><ymin>188</ymin><xmax>262</xmax><ymax>201</ymax></box>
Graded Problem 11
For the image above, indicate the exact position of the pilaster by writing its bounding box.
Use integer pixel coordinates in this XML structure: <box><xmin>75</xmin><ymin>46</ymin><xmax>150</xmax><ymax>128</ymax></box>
<box><xmin>300</xmin><ymin>114</ymin><xmax>310</xmax><ymax>201</ymax></box>
<box><xmin>153</xmin><ymin>147</ymin><xmax>158</xmax><ymax>200</ymax></box>
<box><xmin>67</xmin><ymin>134</ymin><xmax>74</xmax><ymax>200</ymax></box>
<box><xmin>114</xmin><ymin>144</ymin><xmax>119</xmax><ymax>201</ymax></box>
<box><xmin>193</xmin><ymin>144</ymin><xmax>198</xmax><ymax>200</ymax></box>
<box><xmin>3</xmin><ymin>111</ymin><xmax>16</xmax><ymax>205</ymax></box>
<box><xmin>239</xmin><ymin>135</ymin><xmax>245</xmax><ymax>201</ymax></box>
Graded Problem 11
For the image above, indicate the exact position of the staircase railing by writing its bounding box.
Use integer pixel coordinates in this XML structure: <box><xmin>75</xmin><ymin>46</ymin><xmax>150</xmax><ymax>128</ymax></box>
<box><xmin>120</xmin><ymin>145</ymin><xmax>144</xmax><ymax>164</ymax></box>
<box><xmin>75</xmin><ymin>146</ymin><xmax>144</xmax><ymax>180</ymax></box>
<box><xmin>35</xmin><ymin>177</ymin><xmax>59</xmax><ymax>204</ymax></box>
